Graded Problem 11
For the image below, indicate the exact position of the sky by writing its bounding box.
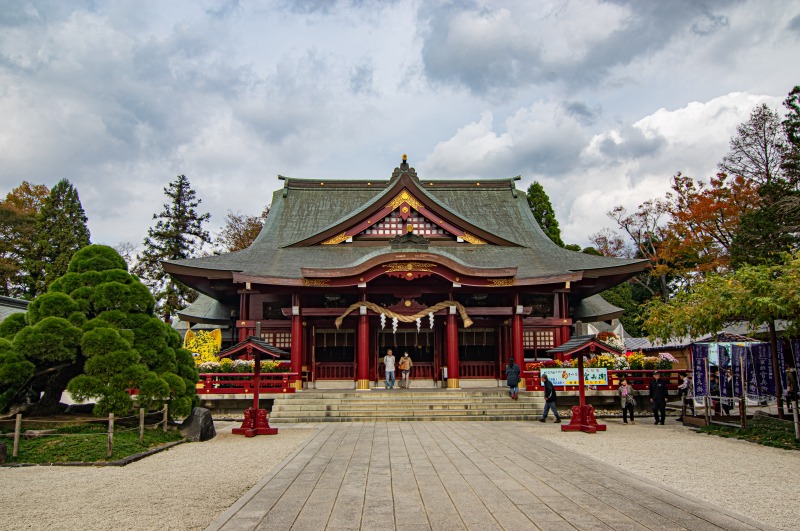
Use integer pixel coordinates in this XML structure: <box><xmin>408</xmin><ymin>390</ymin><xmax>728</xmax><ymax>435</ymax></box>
<box><xmin>1</xmin><ymin>0</ymin><xmax>799</xmax><ymax>250</ymax></box>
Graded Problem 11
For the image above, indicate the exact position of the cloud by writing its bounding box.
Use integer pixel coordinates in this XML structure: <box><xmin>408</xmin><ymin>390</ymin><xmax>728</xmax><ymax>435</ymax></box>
<box><xmin>421</xmin><ymin>101</ymin><xmax>588</xmax><ymax>178</ymax></box>
<box><xmin>418</xmin><ymin>0</ymin><xmax>741</xmax><ymax>96</ymax></box>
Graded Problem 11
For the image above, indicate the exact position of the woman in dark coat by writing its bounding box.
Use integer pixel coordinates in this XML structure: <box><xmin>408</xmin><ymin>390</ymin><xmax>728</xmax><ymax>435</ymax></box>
<box><xmin>506</xmin><ymin>357</ymin><xmax>521</xmax><ymax>400</ymax></box>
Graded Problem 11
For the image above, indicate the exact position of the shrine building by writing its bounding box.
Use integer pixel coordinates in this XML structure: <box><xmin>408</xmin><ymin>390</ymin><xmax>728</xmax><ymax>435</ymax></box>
<box><xmin>163</xmin><ymin>156</ymin><xmax>646</xmax><ymax>390</ymax></box>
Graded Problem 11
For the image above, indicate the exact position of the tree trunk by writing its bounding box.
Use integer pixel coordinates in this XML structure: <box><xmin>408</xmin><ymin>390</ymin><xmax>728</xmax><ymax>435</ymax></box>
<box><xmin>26</xmin><ymin>359</ymin><xmax>85</xmax><ymax>416</ymax></box>
<box><xmin>768</xmin><ymin>319</ymin><xmax>784</xmax><ymax>419</ymax></box>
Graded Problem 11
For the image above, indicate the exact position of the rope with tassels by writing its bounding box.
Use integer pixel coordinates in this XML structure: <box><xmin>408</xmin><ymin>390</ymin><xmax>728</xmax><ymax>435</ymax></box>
<box><xmin>334</xmin><ymin>300</ymin><xmax>473</xmax><ymax>329</ymax></box>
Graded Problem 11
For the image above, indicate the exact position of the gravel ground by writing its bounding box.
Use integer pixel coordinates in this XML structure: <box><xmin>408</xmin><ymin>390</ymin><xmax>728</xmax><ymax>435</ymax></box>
<box><xmin>0</xmin><ymin>422</ymin><xmax>315</xmax><ymax>531</ymax></box>
<box><xmin>533</xmin><ymin>416</ymin><xmax>798</xmax><ymax>531</ymax></box>
<box><xmin>3</xmin><ymin>418</ymin><xmax>797</xmax><ymax>530</ymax></box>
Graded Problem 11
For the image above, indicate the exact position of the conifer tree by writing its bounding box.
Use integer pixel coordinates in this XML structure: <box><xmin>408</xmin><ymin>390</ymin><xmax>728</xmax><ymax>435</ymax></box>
<box><xmin>24</xmin><ymin>179</ymin><xmax>90</xmax><ymax>298</ymax></box>
<box><xmin>526</xmin><ymin>181</ymin><xmax>565</xmax><ymax>247</ymax></box>
<box><xmin>0</xmin><ymin>182</ymin><xmax>50</xmax><ymax>297</ymax></box>
<box><xmin>0</xmin><ymin>245</ymin><xmax>198</xmax><ymax>416</ymax></box>
<box><xmin>134</xmin><ymin>175</ymin><xmax>211</xmax><ymax>320</ymax></box>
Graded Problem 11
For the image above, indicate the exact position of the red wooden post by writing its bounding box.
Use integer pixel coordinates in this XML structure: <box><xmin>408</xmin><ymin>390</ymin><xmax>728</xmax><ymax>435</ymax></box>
<box><xmin>357</xmin><ymin>311</ymin><xmax>370</xmax><ymax>390</ymax></box>
<box><xmin>291</xmin><ymin>293</ymin><xmax>303</xmax><ymax>391</ymax></box>
<box><xmin>232</xmin><ymin>349</ymin><xmax>278</xmax><ymax>437</ymax></box>
<box><xmin>446</xmin><ymin>306</ymin><xmax>459</xmax><ymax>388</ymax></box>
<box><xmin>562</xmin><ymin>349</ymin><xmax>606</xmax><ymax>434</ymax></box>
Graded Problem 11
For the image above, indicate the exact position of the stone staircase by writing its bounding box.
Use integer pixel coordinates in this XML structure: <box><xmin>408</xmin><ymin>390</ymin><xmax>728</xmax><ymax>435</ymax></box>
<box><xmin>269</xmin><ymin>389</ymin><xmax>545</xmax><ymax>422</ymax></box>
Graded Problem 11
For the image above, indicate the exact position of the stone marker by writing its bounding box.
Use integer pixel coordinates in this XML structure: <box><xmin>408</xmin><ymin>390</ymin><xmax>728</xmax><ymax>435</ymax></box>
<box><xmin>180</xmin><ymin>407</ymin><xmax>216</xmax><ymax>442</ymax></box>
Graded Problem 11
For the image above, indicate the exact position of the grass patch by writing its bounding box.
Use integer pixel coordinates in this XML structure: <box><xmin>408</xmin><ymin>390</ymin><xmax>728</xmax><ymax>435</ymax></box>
<box><xmin>4</xmin><ymin>423</ymin><xmax>184</xmax><ymax>464</ymax></box>
<box><xmin>698</xmin><ymin>415</ymin><xmax>800</xmax><ymax>450</ymax></box>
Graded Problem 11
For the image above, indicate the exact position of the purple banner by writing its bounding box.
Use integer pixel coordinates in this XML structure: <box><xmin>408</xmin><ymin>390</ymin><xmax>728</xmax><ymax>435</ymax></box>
<box><xmin>731</xmin><ymin>345</ymin><xmax>748</xmax><ymax>397</ymax></box>
<box><xmin>692</xmin><ymin>343</ymin><xmax>708</xmax><ymax>397</ymax></box>
<box><xmin>751</xmin><ymin>343</ymin><xmax>776</xmax><ymax>397</ymax></box>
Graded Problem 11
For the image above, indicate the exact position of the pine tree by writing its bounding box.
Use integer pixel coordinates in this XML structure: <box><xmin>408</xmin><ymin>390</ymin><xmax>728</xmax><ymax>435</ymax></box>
<box><xmin>24</xmin><ymin>179</ymin><xmax>90</xmax><ymax>298</ymax></box>
<box><xmin>526</xmin><ymin>182</ymin><xmax>565</xmax><ymax>247</ymax></box>
<box><xmin>134</xmin><ymin>175</ymin><xmax>211</xmax><ymax>320</ymax></box>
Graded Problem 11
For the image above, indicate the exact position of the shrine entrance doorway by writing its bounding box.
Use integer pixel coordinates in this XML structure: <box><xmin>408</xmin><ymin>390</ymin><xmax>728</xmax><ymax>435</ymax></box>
<box><xmin>377</xmin><ymin>329</ymin><xmax>437</xmax><ymax>386</ymax></box>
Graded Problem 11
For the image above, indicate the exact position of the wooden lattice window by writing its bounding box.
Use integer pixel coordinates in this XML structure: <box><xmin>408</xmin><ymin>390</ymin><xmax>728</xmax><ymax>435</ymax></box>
<box><xmin>536</xmin><ymin>330</ymin><xmax>554</xmax><ymax>349</ymax></box>
<box><xmin>359</xmin><ymin>211</ymin><xmax>452</xmax><ymax>238</ymax></box>
<box><xmin>260</xmin><ymin>331</ymin><xmax>292</xmax><ymax>349</ymax></box>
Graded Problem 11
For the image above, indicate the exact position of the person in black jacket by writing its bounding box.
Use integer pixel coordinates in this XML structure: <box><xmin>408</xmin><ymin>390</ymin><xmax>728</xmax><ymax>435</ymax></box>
<box><xmin>506</xmin><ymin>358</ymin><xmax>521</xmax><ymax>400</ymax></box>
<box><xmin>539</xmin><ymin>374</ymin><xmax>561</xmax><ymax>423</ymax></box>
<box><xmin>649</xmin><ymin>371</ymin><xmax>668</xmax><ymax>425</ymax></box>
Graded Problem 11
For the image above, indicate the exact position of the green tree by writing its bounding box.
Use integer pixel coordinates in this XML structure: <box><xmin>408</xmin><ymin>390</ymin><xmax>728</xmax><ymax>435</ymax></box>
<box><xmin>0</xmin><ymin>245</ymin><xmax>198</xmax><ymax>416</ymax></box>
<box><xmin>24</xmin><ymin>179</ymin><xmax>91</xmax><ymax>298</ymax></box>
<box><xmin>0</xmin><ymin>182</ymin><xmax>50</xmax><ymax>297</ymax></box>
<box><xmin>526</xmin><ymin>182</ymin><xmax>565</xmax><ymax>247</ymax></box>
<box><xmin>642</xmin><ymin>255</ymin><xmax>800</xmax><ymax>416</ymax></box>
<box><xmin>134</xmin><ymin>175</ymin><xmax>211</xmax><ymax>320</ymax></box>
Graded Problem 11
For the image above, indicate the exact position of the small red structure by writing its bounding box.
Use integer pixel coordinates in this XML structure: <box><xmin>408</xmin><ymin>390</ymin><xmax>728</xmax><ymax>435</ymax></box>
<box><xmin>221</xmin><ymin>336</ymin><xmax>283</xmax><ymax>437</ymax></box>
<box><xmin>547</xmin><ymin>335</ymin><xmax>623</xmax><ymax>434</ymax></box>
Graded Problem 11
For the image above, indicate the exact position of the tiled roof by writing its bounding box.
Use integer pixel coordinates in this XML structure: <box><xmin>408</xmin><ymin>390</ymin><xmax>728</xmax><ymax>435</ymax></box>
<box><xmin>218</xmin><ymin>336</ymin><xmax>289</xmax><ymax>359</ymax></box>
<box><xmin>0</xmin><ymin>296</ymin><xmax>29</xmax><ymax>322</ymax></box>
<box><xmin>165</xmin><ymin>169</ymin><xmax>646</xmax><ymax>293</ymax></box>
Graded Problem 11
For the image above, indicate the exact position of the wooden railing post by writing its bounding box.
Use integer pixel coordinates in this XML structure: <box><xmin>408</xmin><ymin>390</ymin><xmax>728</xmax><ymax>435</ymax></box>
<box><xmin>12</xmin><ymin>413</ymin><xmax>21</xmax><ymax>458</ymax></box>
<box><xmin>107</xmin><ymin>413</ymin><xmax>114</xmax><ymax>458</ymax></box>
<box><xmin>162</xmin><ymin>404</ymin><xmax>169</xmax><ymax>432</ymax></box>
<box><xmin>139</xmin><ymin>408</ymin><xmax>145</xmax><ymax>445</ymax></box>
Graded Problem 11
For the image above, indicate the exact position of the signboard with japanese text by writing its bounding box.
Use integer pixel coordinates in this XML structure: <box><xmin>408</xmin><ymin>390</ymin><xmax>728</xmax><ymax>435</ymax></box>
<box><xmin>692</xmin><ymin>343</ymin><xmax>708</xmax><ymax>396</ymax></box>
<box><xmin>540</xmin><ymin>368</ymin><xmax>608</xmax><ymax>386</ymax></box>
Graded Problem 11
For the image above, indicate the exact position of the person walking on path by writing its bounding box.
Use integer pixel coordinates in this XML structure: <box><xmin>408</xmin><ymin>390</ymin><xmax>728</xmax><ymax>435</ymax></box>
<box><xmin>506</xmin><ymin>357</ymin><xmax>521</xmax><ymax>400</ymax></box>
<box><xmin>649</xmin><ymin>370</ymin><xmax>668</xmax><ymax>424</ymax></box>
<box><xmin>677</xmin><ymin>372</ymin><xmax>694</xmax><ymax>421</ymax></box>
<box><xmin>618</xmin><ymin>377</ymin><xmax>636</xmax><ymax>424</ymax></box>
<box><xmin>398</xmin><ymin>352</ymin><xmax>413</xmax><ymax>389</ymax></box>
<box><xmin>539</xmin><ymin>374</ymin><xmax>561</xmax><ymax>423</ymax></box>
<box><xmin>384</xmin><ymin>349</ymin><xmax>396</xmax><ymax>390</ymax></box>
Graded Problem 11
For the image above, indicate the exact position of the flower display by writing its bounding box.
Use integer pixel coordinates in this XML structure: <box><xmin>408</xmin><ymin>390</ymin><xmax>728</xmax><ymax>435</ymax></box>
<box><xmin>596</xmin><ymin>331</ymin><xmax>625</xmax><ymax>352</ymax></box>
<box><xmin>186</xmin><ymin>329</ymin><xmax>223</xmax><ymax>365</ymax></box>
<box><xmin>525</xmin><ymin>359</ymin><xmax>563</xmax><ymax>371</ymax></box>
<box><xmin>197</xmin><ymin>358</ymin><xmax>291</xmax><ymax>373</ymax></box>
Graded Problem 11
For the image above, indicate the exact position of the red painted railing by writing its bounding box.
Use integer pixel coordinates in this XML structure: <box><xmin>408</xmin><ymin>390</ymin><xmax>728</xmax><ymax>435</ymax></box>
<box><xmin>378</xmin><ymin>363</ymin><xmax>435</xmax><ymax>380</ymax></box>
<box><xmin>316</xmin><ymin>363</ymin><xmax>355</xmax><ymax>380</ymax></box>
<box><xmin>459</xmin><ymin>361</ymin><xmax>496</xmax><ymax>378</ymax></box>
<box><xmin>523</xmin><ymin>369</ymin><xmax>684</xmax><ymax>392</ymax></box>
<box><xmin>196</xmin><ymin>373</ymin><xmax>298</xmax><ymax>394</ymax></box>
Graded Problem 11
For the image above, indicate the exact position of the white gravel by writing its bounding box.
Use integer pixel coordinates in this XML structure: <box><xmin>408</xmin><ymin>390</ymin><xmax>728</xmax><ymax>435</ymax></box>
<box><xmin>533</xmin><ymin>417</ymin><xmax>799</xmax><ymax>531</ymax></box>
<box><xmin>2</xmin><ymin>418</ymin><xmax>797</xmax><ymax>530</ymax></box>
<box><xmin>0</xmin><ymin>422</ymin><xmax>315</xmax><ymax>531</ymax></box>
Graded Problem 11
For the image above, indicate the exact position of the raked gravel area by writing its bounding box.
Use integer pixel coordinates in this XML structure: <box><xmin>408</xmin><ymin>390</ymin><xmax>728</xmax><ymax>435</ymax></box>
<box><xmin>532</xmin><ymin>417</ymin><xmax>797</xmax><ymax>531</ymax></box>
<box><xmin>0</xmin><ymin>422</ymin><xmax>316</xmax><ymax>531</ymax></box>
<box><xmin>2</xmin><ymin>417</ymin><xmax>797</xmax><ymax>530</ymax></box>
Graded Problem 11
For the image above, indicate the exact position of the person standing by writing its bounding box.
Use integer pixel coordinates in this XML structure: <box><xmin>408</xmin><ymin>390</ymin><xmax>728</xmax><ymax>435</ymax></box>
<box><xmin>721</xmin><ymin>369</ymin><xmax>734</xmax><ymax>416</ymax></box>
<box><xmin>539</xmin><ymin>374</ymin><xmax>561</xmax><ymax>423</ymax></box>
<box><xmin>398</xmin><ymin>351</ymin><xmax>413</xmax><ymax>389</ymax></box>
<box><xmin>676</xmin><ymin>372</ymin><xmax>694</xmax><ymax>421</ymax></box>
<box><xmin>618</xmin><ymin>377</ymin><xmax>636</xmax><ymax>424</ymax></box>
<box><xmin>506</xmin><ymin>357</ymin><xmax>521</xmax><ymax>400</ymax></box>
<box><xmin>649</xmin><ymin>370</ymin><xmax>668</xmax><ymax>425</ymax></box>
<box><xmin>384</xmin><ymin>349</ymin><xmax>396</xmax><ymax>390</ymax></box>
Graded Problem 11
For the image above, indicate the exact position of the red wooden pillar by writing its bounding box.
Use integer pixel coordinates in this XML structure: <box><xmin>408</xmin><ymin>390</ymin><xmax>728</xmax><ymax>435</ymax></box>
<box><xmin>357</xmin><ymin>308</ymin><xmax>370</xmax><ymax>390</ymax></box>
<box><xmin>561</xmin><ymin>349</ymin><xmax>606</xmax><ymax>434</ymax></box>
<box><xmin>446</xmin><ymin>306</ymin><xmax>460</xmax><ymax>388</ymax></box>
<box><xmin>291</xmin><ymin>293</ymin><xmax>303</xmax><ymax>391</ymax></box>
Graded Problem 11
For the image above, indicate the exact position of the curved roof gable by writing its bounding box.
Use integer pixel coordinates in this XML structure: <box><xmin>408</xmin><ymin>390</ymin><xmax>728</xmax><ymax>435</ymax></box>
<box><xmin>285</xmin><ymin>159</ymin><xmax>522</xmax><ymax>247</ymax></box>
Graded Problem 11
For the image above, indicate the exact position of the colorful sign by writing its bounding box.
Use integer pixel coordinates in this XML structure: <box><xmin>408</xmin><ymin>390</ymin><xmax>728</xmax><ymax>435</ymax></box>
<box><xmin>540</xmin><ymin>368</ymin><xmax>608</xmax><ymax>386</ymax></box>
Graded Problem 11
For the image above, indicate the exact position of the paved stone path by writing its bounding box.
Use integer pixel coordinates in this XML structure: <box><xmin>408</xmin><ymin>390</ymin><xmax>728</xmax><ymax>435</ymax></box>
<box><xmin>207</xmin><ymin>422</ymin><xmax>772</xmax><ymax>531</ymax></box>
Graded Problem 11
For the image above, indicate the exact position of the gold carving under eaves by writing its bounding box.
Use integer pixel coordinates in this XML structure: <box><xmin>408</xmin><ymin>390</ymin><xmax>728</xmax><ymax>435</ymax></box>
<box><xmin>321</xmin><ymin>232</ymin><xmax>348</xmax><ymax>245</ymax></box>
<box><xmin>302</xmin><ymin>278</ymin><xmax>330</xmax><ymax>286</ymax></box>
<box><xmin>461</xmin><ymin>232</ymin><xmax>487</xmax><ymax>245</ymax></box>
<box><xmin>385</xmin><ymin>190</ymin><xmax>423</xmax><ymax>211</ymax></box>
<box><xmin>487</xmin><ymin>278</ymin><xmax>514</xmax><ymax>286</ymax></box>
<box><xmin>382</xmin><ymin>262</ymin><xmax>437</xmax><ymax>273</ymax></box>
